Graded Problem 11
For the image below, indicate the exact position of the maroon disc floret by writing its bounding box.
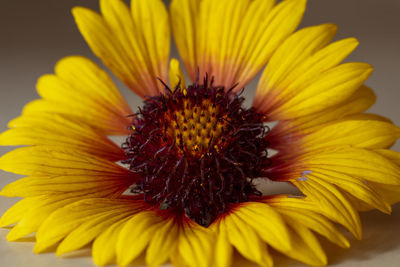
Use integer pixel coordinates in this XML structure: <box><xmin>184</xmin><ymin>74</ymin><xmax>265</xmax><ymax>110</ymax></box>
<box><xmin>122</xmin><ymin>77</ymin><xmax>270</xmax><ymax>227</ymax></box>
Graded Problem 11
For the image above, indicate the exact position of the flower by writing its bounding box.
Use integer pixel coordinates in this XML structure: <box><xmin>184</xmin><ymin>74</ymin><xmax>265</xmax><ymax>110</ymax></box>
<box><xmin>1</xmin><ymin>0</ymin><xmax>400</xmax><ymax>267</ymax></box>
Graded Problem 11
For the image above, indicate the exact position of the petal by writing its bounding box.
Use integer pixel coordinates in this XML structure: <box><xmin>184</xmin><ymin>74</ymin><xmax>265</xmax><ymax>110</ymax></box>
<box><xmin>300</xmin><ymin>120</ymin><xmax>400</xmax><ymax>151</ymax></box>
<box><xmin>56</xmin><ymin>200</ymin><xmax>141</xmax><ymax>256</ymax></box>
<box><xmin>301</xmin><ymin>147</ymin><xmax>400</xmax><ymax>185</ymax></box>
<box><xmin>271</xmin><ymin>62</ymin><xmax>373</xmax><ymax>119</ymax></box>
<box><xmin>255</xmin><ymin>23</ymin><xmax>340</xmax><ymax>108</ymax></box>
<box><xmin>0</xmin><ymin>175</ymin><xmax>132</xmax><ymax>198</ymax></box>
<box><xmin>310</xmin><ymin>171</ymin><xmax>391</xmax><ymax>214</ymax></box>
<box><xmin>0</xmin><ymin>197</ymin><xmax>37</xmax><ymax>228</ymax></box>
<box><xmin>6</xmin><ymin>196</ymin><xmax>84</xmax><ymax>242</ymax></box>
<box><xmin>92</xmin><ymin>217</ymin><xmax>132</xmax><ymax>266</ymax></box>
<box><xmin>168</xmin><ymin>58</ymin><xmax>186</xmax><ymax>90</ymax></box>
<box><xmin>339</xmin><ymin>113</ymin><xmax>392</xmax><ymax>123</ymax></box>
<box><xmin>177</xmin><ymin>221</ymin><xmax>216</xmax><ymax>267</ymax></box>
<box><xmin>0</xmin><ymin>114</ymin><xmax>125</xmax><ymax>161</ymax></box>
<box><xmin>234</xmin><ymin>202</ymin><xmax>291</xmax><ymax>252</ymax></box>
<box><xmin>293</xmin><ymin>178</ymin><xmax>362</xmax><ymax>239</ymax></box>
<box><xmin>170</xmin><ymin>0</ymin><xmax>306</xmax><ymax>89</ymax></box>
<box><xmin>22</xmin><ymin>56</ymin><xmax>132</xmax><ymax>135</ymax></box>
<box><xmin>369</xmin><ymin>149</ymin><xmax>400</xmax><ymax>206</ymax></box>
<box><xmin>369</xmin><ymin>183</ymin><xmax>400</xmax><ymax>207</ymax></box>
<box><xmin>0</xmin><ymin>146</ymin><xmax>130</xmax><ymax>178</ymax></box>
<box><xmin>220</xmin><ymin>212</ymin><xmax>273</xmax><ymax>267</ymax></box>
<box><xmin>375</xmin><ymin>149</ymin><xmax>400</xmax><ymax>165</ymax></box>
<box><xmin>146</xmin><ymin>219</ymin><xmax>179</xmax><ymax>267</ymax></box>
<box><xmin>73</xmin><ymin>0</ymin><xmax>169</xmax><ymax>97</ymax></box>
<box><xmin>0</xmin><ymin>146</ymin><xmax>133</xmax><ymax>198</ymax></box>
<box><xmin>4</xmin><ymin>192</ymin><xmax>123</xmax><ymax>242</ymax></box>
<box><xmin>269</xmin><ymin>85</ymin><xmax>376</xmax><ymax>140</ymax></box>
<box><xmin>268</xmin><ymin>196</ymin><xmax>350</xmax><ymax>248</ymax></box>
<box><xmin>116</xmin><ymin>211</ymin><xmax>166</xmax><ymax>267</ymax></box>
<box><xmin>170</xmin><ymin>249</ymin><xmax>189</xmax><ymax>267</ymax></box>
<box><xmin>130</xmin><ymin>0</ymin><xmax>170</xmax><ymax>85</ymax></box>
<box><xmin>254</xmin><ymin>25</ymin><xmax>371</xmax><ymax>120</ymax></box>
<box><xmin>213</xmin><ymin>225</ymin><xmax>233</xmax><ymax>267</ymax></box>
<box><xmin>34</xmin><ymin>198</ymin><xmax>141</xmax><ymax>253</ymax></box>
<box><xmin>283</xmin><ymin>220</ymin><xmax>327</xmax><ymax>266</ymax></box>
<box><xmin>169</xmin><ymin>0</ymin><xmax>199</xmax><ymax>81</ymax></box>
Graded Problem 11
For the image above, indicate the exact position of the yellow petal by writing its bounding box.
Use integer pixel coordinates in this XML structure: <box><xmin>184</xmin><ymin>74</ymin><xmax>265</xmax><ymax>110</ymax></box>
<box><xmin>92</xmin><ymin>217</ymin><xmax>132</xmax><ymax>266</ymax></box>
<box><xmin>254</xmin><ymin>25</ymin><xmax>370</xmax><ymax>120</ymax></box>
<box><xmin>239</xmin><ymin>0</ymin><xmax>306</xmax><ymax>87</ymax></box>
<box><xmin>370</xmin><ymin>149</ymin><xmax>400</xmax><ymax>205</ymax></box>
<box><xmin>301</xmin><ymin>120</ymin><xmax>400</xmax><ymax>151</ymax></box>
<box><xmin>256</xmin><ymin>23</ymin><xmax>338</xmax><ymax>103</ymax></box>
<box><xmin>177</xmin><ymin>222</ymin><xmax>216</xmax><ymax>267</ymax></box>
<box><xmin>169</xmin><ymin>0</ymin><xmax>199</xmax><ymax>82</ymax></box>
<box><xmin>22</xmin><ymin>56</ymin><xmax>132</xmax><ymax>135</ymax></box>
<box><xmin>130</xmin><ymin>0</ymin><xmax>170</xmax><ymax>86</ymax></box>
<box><xmin>281</xmin><ymin>38</ymin><xmax>359</xmax><ymax>94</ymax></box>
<box><xmin>284</xmin><ymin>221</ymin><xmax>327</xmax><ymax>266</ymax></box>
<box><xmin>268</xmin><ymin>196</ymin><xmax>349</xmax><ymax>246</ymax></box>
<box><xmin>369</xmin><ymin>182</ymin><xmax>400</xmax><ymax>206</ymax></box>
<box><xmin>254</xmin><ymin>24</ymin><xmax>349</xmax><ymax>110</ymax></box>
<box><xmin>340</xmin><ymin>113</ymin><xmax>392</xmax><ymax>123</ymax></box>
<box><xmin>293</xmin><ymin>178</ymin><xmax>361</xmax><ymax>239</ymax></box>
<box><xmin>170</xmin><ymin>249</ymin><xmax>189</xmax><ymax>267</ymax></box>
<box><xmin>235</xmin><ymin>202</ymin><xmax>291</xmax><ymax>252</ymax></box>
<box><xmin>222</xmin><ymin>212</ymin><xmax>273</xmax><ymax>267</ymax></box>
<box><xmin>168</xmin><ymin>58</ymin><xmax>186</xmax><ymax>90</ymax></box>
<box><xmin>0</xmin><ymin>175</ymin><xmax>130</xmax><ymax>198</ymax></box>
<box><xmin>0</xmin><ymin>146</ymin><xmax>130</xmax><ymax>177</ymax></box>
<box><xmin>6</xmin><ymin>194</ymin><xmax>92</xmax><ymax>242</ymax></box>
<box><xmin>146</xmin><ymin>219</ymin><xmax>178</xmax><ymax>267</ymax></box>
<box><xmin>274</xmin><ymin>62</ymin><xmax>373</xmax><ymax>119</ymax></box>
<box><xmin>34</xmin><ymin>198</ymin><xmax>138</xmax><ymax>253</ymax></box>
<box><xmin>213</xmin><ymin>223</ymin><xmax>233</xmax><ymax>267</ymax></box>
<box><xmin>303</xmin><ymin>147</ymin><xmax>400</xmax><ymax>185</ymax></box>
<box><xmin>374</xmin><ymin>148</ymin><xmax>400</xmax><ymax>166</ymax></box>
<box><xmin>0</xmin><ymin>114</ymin><xmax>125</xmax><ymax>161</ymax></box>
<box><xmin>116</xmin><ymin>211</ymin><xmax>164</xmax><ymax>267</ymax></box>
<box><xmin>269</xmin><ymin>85</ymin><xmax>376</xmax><ymax>139</ymax></box>
<box><xmin>0</xmin><ymin>197</ymin><xmax>38</xmax><ymax>228</ymax></box>
<box><xmin>57</xmin><ymin>202</ymin><xmax>139</xmax><ymax>256</ymax></box>
<box><xmin>310</xmin><ymin>171</ymin><xmax>391</xmax><ymax>214</ymax></box>
<box><xmin>170</xmin><ymin>0</ymin><xmax>306</xmax><ymax>89</ymax></box>
<box><xmin>73</xmin><ymin>0</ymin><xmax>169</xmax><ymax>97</ymax></box>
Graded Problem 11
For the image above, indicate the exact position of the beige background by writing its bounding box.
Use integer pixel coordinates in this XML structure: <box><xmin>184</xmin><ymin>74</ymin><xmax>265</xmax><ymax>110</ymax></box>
<box><xmin>1</xmin><ymin>0</ymin><xmax>400</xmax><ymax>266</ymax></box>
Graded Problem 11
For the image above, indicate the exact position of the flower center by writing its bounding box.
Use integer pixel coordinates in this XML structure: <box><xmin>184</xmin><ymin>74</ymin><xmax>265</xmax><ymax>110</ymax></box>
<box><xmin>122</xmin><ymin>78</ymin><xmax>269</xmax><ymax>227</ymax></box>
<box><xmin>165</xmin><ymin>98</ymin><xmax>228</xmax><ymax>157</ymax></box>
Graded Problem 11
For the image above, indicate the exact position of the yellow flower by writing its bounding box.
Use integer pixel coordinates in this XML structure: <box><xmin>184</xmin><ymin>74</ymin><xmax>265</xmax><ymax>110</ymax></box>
<box><xmin>1</xmin><ymin>0</ymin><xmax>400</xmax><ymax>267</ymax></box>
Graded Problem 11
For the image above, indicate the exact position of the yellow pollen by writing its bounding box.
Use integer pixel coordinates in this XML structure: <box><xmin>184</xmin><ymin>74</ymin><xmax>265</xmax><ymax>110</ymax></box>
<box><xmin>166</xmin><ymin>99</ymin><xmax>228</xmax><ymax>156</ymax></box>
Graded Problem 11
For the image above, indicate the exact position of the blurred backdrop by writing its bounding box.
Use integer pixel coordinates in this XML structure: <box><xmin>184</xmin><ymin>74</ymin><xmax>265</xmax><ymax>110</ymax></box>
<box><xmin>0</xmin><ymin>1</ymin><xmax>399</xmax><ymax>266</ymax></box>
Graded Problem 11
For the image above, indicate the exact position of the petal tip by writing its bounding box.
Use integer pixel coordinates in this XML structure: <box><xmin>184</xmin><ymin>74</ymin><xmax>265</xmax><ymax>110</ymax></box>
<box><xmin>6</xmin><ymin>232</ymin><xmax>19</xmax><ymax>242</ymax></box>
<box><xmin>71</xmin><ymin>6</ymin><xmax>88</xmax><ymax>17</ymax></box>
<box><xmin>0</xmin><ymin>185</ymin><xmax>14</xmax><ymax>198</ymax></box>
<box><xmin>33</xmin><ymin>243</ymin><xmax>48</xmax><ymax>254</ymax></box>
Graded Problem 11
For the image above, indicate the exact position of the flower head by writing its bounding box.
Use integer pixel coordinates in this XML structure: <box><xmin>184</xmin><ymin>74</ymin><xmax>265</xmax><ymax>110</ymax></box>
<box><xmin>1</xmin><ymin>0</ymin><xmax>400</xmax><ymax>267</ymax></box>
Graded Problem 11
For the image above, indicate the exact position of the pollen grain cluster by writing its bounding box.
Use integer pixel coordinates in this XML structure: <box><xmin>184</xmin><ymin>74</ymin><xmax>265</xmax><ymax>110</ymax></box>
<box><xmin>123</xmin><ymin>77</ymin><xmax>270</xmax><ymax>227</ymax></box>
